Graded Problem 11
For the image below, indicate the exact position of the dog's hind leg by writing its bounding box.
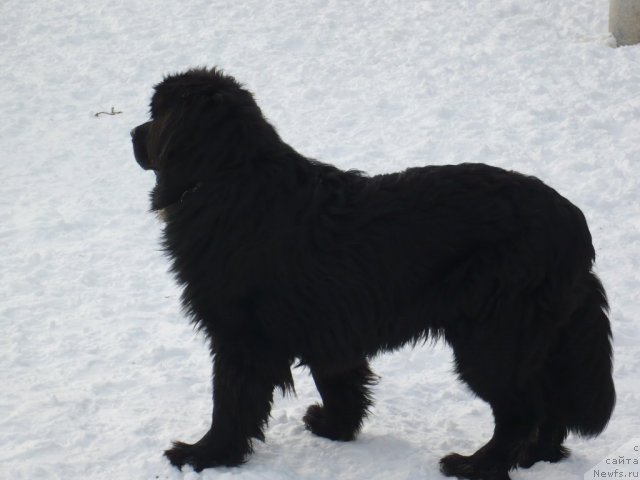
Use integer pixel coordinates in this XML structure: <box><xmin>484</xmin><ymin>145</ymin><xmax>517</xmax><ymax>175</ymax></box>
<box><xmin>439</xmin><ymin>302</ymin><xmax>541</xmax><ymax>479</ymax></box>
<box><xmin>303</xmin><ymin>359</ymin><xmax>377</xmax><ymax>441</ymax></box>
<box><xmin>440</xmin><ymin>398</ymin><xmax>538</xmax><ymax>480</ymax></box>
<box><xmin>517</xmin><ymin>418</ymin><xmax>569</xmax><ymax>468</ymax></box>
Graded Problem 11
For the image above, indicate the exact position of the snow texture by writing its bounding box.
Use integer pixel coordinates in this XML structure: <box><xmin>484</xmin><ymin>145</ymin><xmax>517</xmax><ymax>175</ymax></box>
<box><xmin>1</xmin><ymin>1</ymin><xmax>639</xmax><ymax>479</ymax></box>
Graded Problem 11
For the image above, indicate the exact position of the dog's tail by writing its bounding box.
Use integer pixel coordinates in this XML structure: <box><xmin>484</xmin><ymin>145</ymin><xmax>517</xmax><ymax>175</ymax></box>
<box><xmin>553</xmin><ymin>272</ymin><xmax>615</xmax><ymax>437</ymax></box>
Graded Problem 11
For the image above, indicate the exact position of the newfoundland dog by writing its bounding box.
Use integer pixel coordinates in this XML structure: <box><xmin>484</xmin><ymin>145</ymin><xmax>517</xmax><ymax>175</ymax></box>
<box><xmin>130</xmin><ymin>68</ymin><xmax>615</xmax><ymax>480</ymax></box>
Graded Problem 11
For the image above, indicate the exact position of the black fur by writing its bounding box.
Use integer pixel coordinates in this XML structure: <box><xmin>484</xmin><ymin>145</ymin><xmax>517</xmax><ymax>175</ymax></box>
<box><xmin>131</xmin><ymin>68</ymin><xmax>615</xmax><ymax>479</ymax></box>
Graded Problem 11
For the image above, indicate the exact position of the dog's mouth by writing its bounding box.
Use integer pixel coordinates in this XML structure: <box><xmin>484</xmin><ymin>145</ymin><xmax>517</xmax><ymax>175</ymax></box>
<box><xmin>131</xmin><ymin>121</ymin><xmax>155</xmax><ymax>171</ymax></box>
<box><xmin>132</xmin><ymin>142</ymin><xmax>155</xmax><ymax>171</ymax></box>
<box><xmin>136</xmin><ymin>156</ymin><xmax>154</xmax><ymax>172</ymax></box>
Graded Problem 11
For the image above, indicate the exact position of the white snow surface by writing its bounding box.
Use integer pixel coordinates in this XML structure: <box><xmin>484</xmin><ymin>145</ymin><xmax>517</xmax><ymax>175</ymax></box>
<box><xmin>1</xmin><ymin>1</ymin><xmax>639</xmax><ymax>479</ymax></box>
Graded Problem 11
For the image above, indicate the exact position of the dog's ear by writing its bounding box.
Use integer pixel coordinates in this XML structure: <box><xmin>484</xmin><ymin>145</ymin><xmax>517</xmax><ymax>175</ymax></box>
<box><xmin>177</xmin><ymin>89</ymin><xmax>228</xmax><ymax>104</ymax></box>
<box><xmin>212</xmin><ymin>92</ymin><xmax>233</xmax><ymax>104</ymax></box>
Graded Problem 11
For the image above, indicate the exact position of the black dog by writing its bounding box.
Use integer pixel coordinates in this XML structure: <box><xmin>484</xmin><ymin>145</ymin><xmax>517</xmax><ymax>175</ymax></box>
<box><xmin>131</xmin><ymin>68</ymin><xmax>615</xmax><ymax>480</ymax></box>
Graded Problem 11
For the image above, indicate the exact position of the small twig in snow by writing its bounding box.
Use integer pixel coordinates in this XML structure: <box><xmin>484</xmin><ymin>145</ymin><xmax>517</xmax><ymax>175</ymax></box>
<box><xmin>94</xmin><ymin>107</ymin><xmax>123</xmax><ymax>117</ymax></box>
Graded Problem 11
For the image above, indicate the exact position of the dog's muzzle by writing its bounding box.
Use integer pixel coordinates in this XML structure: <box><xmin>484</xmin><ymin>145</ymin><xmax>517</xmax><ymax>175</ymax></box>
<box><xmin>131</xmin><ymin>121</ymin><xmax>154</xmax><ymax>170</ymax></box>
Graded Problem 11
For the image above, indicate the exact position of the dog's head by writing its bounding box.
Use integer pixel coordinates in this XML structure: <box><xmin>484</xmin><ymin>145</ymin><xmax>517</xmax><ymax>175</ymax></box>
<box><xmin>131</xmin><ymin>67</ymin><xmax>269</xmax><ymax>211</ymax></box>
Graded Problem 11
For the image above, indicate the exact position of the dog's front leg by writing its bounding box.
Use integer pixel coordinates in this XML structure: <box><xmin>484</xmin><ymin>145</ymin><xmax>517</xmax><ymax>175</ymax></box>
<box><xmin>165</xmin><ymin>345</ymin><xmax>292</xmax><ymax>471</ymax></box>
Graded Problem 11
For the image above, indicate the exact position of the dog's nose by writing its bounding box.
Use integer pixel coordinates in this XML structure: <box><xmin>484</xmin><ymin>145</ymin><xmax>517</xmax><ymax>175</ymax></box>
<box><xmin>130</xmin><ymin>126</ymin><xmax>137</xmax><ymax>138</ymax></box>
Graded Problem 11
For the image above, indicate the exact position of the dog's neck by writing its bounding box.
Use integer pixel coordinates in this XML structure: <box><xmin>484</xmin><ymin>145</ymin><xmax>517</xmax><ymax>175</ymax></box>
<box><xmin>155</xmin><ymin>182</ymin><xmax>203</xmax><ymax>222</ymax></box>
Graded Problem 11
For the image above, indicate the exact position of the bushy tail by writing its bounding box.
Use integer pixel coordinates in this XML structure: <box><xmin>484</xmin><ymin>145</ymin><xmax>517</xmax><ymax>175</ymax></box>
<box><xmin>556</xmin><ymin>272</ymin><xmax>615</xmax><ymax>437</ymax></box>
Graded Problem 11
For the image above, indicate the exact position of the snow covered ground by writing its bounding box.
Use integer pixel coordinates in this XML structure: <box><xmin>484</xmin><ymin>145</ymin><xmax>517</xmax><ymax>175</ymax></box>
<box><xmin>1</xmin><ymin>0</ymin><xmax>639</xmax><ymax>479</ymax></box>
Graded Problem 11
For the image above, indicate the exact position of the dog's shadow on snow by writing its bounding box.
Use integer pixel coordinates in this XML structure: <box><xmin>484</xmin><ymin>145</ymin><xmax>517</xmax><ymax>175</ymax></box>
<box><xmin>249</xmin><ymin>423</ymin><xmax>437</xmax><ymax>479</ymax></box>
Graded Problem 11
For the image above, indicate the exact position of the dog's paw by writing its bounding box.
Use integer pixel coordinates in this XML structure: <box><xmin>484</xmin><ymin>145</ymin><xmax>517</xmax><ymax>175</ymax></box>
<box><xmin>440</xmin><ymin>453</ymin><xmax>478</xmax><ymax>478</ymax></box>
<box><xmin>164</xmin><ymin>440</ymin><xmax>245</xmax><ymax>472</ymax></box>
<box><xmin>517</xmin><ymin>444</ymin><xmax>570</xmax><ymax>469</ymax></box>
<box><xmin>303</xmin><ymin>404</ymin><xmax>358</xmax><ymax>441</ymax></box>
<box><xmin>440</xmin><ymin>452</ymin><xmax>511</xmax><ymax>480</ymax></box>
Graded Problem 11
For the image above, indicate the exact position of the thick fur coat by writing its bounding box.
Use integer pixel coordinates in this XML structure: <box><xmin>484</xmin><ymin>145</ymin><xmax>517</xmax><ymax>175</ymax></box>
<box><xmin>131</xmin><ymin>68</ymin><xmax>615</xmax><ymax>480</ymax></box>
